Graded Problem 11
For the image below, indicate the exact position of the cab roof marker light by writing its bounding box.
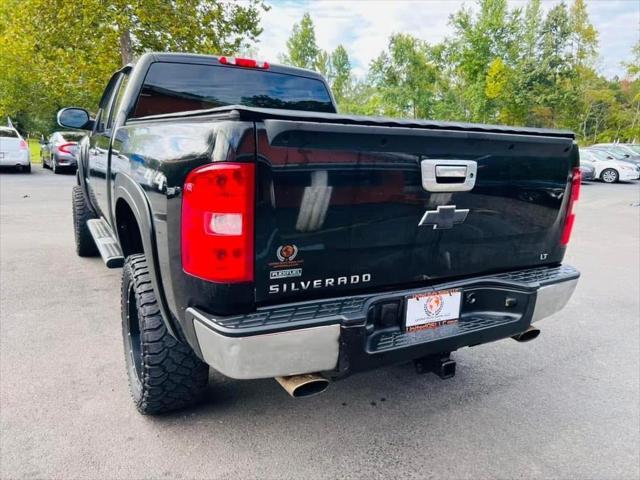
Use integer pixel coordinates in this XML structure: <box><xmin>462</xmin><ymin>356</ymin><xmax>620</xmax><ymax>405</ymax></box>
<box><xmin>219</xmin><ymin>56</ymin><xmax>269</xmax><ymax>69</ymax></box>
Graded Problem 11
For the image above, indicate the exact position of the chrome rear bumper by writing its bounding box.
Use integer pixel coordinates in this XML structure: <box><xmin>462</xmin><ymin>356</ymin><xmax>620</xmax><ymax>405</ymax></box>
<box><xmin>531</xmin><ymin>278</ymin><xmax>578</xmax><ymax>323</ymax></box>
<box><xmin>189</xmin><ymin>265</ymin><xmax>579</xmax><ymax>380</ymax></box>
<box><xmin>193</xmin><ymin>320</ymin><xmax>340</xmax><ymax>379</ymax></box>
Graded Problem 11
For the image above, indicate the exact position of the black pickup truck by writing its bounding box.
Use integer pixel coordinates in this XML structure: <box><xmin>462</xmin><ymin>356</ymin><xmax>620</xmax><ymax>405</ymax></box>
<box><xmin>58</xmin><ymin>53</ymin><xmax>580</xmax><ymax>414</ymax></box>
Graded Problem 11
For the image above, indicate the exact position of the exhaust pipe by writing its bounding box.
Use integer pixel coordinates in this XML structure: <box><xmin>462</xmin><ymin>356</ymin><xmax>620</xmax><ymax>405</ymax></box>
<box><xmin>275</xmin><ymin>373</ymin><xmax>330</xmax><ymax>398</ymax></box>
<box><xmin>512</xmin><ymin>325</ymin><xmax>541</xmax><ymax>342</ymax></box>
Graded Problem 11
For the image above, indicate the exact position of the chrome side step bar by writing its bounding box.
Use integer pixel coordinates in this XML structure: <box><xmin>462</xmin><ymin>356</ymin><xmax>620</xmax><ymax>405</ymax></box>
<box><xmin>87</xmin><ymin>218</ymin><xmax>124</xmax><ymax>268</ymax></box>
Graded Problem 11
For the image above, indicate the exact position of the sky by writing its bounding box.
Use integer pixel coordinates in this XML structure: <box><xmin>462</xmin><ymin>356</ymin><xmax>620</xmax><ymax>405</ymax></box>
<box><xmin>251</xmin><ymin>0</ymin><xmax>639</xmax><ymax>79</ymax></box>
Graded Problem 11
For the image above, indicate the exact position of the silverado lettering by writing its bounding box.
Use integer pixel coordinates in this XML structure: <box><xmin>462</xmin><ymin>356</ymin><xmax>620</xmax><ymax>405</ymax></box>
<box><xmin>268</xmin><ymin>274</ymin><xmax>372</xmax><ymax>294</ymax></box>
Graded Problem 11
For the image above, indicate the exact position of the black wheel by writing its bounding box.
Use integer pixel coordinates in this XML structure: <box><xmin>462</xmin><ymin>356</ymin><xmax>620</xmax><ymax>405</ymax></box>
<box><xmin>42</xmin><ymin>157</ymin><xmax>48</xmax><ymax>169</ymax></box>
<box><xmin>601</xmin><ymin>168</ymin><xmax>619</xmax><ymax>183</ymax></box>
<box><xmin>53</xmin><ymin>159</ymin><xmax>61</xmax><ymax>174</ymax></box>
<box><xmin>72</xmin><ymin>185</ymin><xmax>99</xmax><ymax>256</ymax></box>
<box><xmin>122</xmin><ymin>254</ymin><xmax>209</xmax><ymax>415</ymax></box>
<box><xmin>25</xmin><ymin>164</ymin><xmax>31</xmax><ymax>173</ymax></box>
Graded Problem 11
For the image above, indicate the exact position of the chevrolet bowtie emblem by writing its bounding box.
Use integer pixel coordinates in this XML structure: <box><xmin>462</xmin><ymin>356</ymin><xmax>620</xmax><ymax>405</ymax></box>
<box><xmin>418</xmin><ymin>205</ymin><xmax>469</xmax><ymax>229</ymax></box>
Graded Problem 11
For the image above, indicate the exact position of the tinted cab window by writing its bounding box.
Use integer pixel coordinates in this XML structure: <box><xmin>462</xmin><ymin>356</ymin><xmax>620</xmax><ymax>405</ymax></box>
<box><xmin>132</xmin><ymin>62</ymin><xmax>335</xmax><ymax>118</ymax></box>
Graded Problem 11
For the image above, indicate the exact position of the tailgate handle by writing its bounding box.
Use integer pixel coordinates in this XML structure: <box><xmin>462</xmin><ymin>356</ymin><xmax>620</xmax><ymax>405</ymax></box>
<box><xmin>436</xmin><ymin>165</ymin><xmax>467</xmax><ymax>179</ymax></box>
<box><xmin>421</xmin><ymin>159</ymin><xmax>477</xmax><ymax>192</ymax></box>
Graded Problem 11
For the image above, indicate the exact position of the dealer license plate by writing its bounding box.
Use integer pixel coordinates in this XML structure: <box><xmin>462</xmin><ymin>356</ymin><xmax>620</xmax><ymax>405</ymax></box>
<box><xmin>405</xmin><ymin>289</ymin><xmax>461</xmax><ymax>332</ymax></box>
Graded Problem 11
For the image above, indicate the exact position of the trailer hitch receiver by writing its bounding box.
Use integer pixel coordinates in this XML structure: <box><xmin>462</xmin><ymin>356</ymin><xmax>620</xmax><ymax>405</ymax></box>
<box><xmin>414</xmin><ymin>353</ymin><xmax>456</xmax><ymax>379</ymax></box>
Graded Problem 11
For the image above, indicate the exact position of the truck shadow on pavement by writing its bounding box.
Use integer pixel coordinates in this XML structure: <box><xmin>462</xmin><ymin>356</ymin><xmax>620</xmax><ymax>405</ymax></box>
<box><xmin>154</xmin><ymin>346</ymin><xmax>538</xmax><ymax>427</ymax></box>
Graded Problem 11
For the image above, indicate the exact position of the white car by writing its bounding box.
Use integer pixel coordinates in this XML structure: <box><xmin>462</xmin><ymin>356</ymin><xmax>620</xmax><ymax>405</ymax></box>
<box><xmin>580</xmin><ymin>148</ymin><xmax>640</xmax><ymax>183</ymax></box>
<box><xmin>0</xmin><ymin>126</ymin><xmax>31</xmax><ymax>172</ymax></box>
<box><xmin>592</xmin><ymin>143</ymin><xmax>640</xmax><ymax>158</ymax></box>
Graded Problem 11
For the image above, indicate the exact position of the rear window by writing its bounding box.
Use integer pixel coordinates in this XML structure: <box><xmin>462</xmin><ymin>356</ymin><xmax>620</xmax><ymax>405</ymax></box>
<box><xmin>61</xmin><ymin>132</ymin><xmax>85</xmax><ymax>142</ymax></box>
<box><xmin>132</xmin><ymin>62</ymin><xmax>335</xmax><ymax>118</ymax></box>
<box><xmin>0</xmin><ymin>129</ymin><xmax>18</xmax><ymax>138</ymax></box>
<box><xmin>588</xmin><ymin>150</ymin><xmax>611</xmax><ymax>161</ymax></box>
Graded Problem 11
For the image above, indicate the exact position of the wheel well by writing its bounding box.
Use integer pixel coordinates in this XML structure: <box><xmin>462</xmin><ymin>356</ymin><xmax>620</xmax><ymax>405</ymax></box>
<box><xmin>115</xmin><ymin>199</ymin><xmax>144</xmax><ymax>257</ymax></box>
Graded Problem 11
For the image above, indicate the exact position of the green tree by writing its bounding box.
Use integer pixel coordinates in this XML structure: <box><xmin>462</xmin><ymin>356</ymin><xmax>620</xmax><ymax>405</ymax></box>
<box><xmin>535</xmin><ymin>2</ymin><xmax>574</xmax><ymax>127</ymax></box>
<box><xmin>279</xmin><ymin>14</ymin><xmax>353</xmax><ymax>109</ymax></box>
<box><xmin>569</xmin><ymin>0</ymin><xmax>598</xmax><ymax>67</ymax></box>
<box><xmin>330</xmin><ymin>45</ymin><xmax>351</xmax><ymax>104</ymax></box>
<box><xmin>623</xmin><ymin>41</ymin><xmax>640</xmax><ymax>79</ymax></box>
<box><xmin>448</xmin><ymin>0</ymin><xmax>522</xmax><ymax>122</ymax></box>
<box><xmin>0</xmin><ymin>0</ymin><xmax>267</xmax><ymax>134</ymax></box>
<box><xmin>369</xmin><ymin>33</ymin><xmax>437</xmax><ymax>119</ymax></box>
<box><xmin>280</xmin><ymin>13</ymin><xmax>320</xmax><ymax>70</ymax></box>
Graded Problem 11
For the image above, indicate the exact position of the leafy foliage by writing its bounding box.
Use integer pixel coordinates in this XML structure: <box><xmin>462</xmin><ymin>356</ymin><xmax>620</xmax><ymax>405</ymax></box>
<box><xmin>280</xmin><ymin>1</ymin><xmax>638</xmax><ymax>143</ymax></box>
<box><xmin>0</xmin><ymin>0</ymin><xmax>267</xmax><ymax>134</ymax></box>
<box><xmin>280</xmin><ymin>13</ymin><xmax>320</xmax><ymax>70</ymax></box>
<box><xmin>2</xmin><ymin>0</ymin><xmax>637</xmax><ymax>144</ymax></box>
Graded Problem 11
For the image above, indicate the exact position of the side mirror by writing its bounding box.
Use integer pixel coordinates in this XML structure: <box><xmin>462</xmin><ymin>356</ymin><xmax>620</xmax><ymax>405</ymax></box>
<box><xmin>57</xmin><ymin>107</ymin><xmax>93</xmax><ymax>130</ymax></box>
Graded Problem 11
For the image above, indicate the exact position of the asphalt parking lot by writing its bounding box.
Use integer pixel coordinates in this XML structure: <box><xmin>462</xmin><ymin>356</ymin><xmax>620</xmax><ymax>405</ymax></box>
<box><xmin>1</xmin><ymin>167</ymin><xmax>639</xmax><ymax>479</ymax></box>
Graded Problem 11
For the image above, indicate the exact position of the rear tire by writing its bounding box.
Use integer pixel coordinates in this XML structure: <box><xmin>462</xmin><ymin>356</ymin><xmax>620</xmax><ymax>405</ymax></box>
<box><xmin>53</xmin><ymin>160</ymin><xmax>61</xmax><ymax>174</ymax></box>
<box><xmin>601</xmin><ymin>168</ymin><xmax>619</xmax><ymax>183</ymax></box>
<box><xmin>72</xmin><ymin>185</ymin><xmax>99</xmax><ymax>256</ymax></box>
<box><xmin>121</xmin><ymin>254</ymin><xmax>209</xmax><ymax>415</ymax></box>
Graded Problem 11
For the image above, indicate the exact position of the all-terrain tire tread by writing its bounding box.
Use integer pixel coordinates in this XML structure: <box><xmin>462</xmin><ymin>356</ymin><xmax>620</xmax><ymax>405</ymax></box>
<box><xmin>122</xmin><ymin>254</ymin><xmax>209</xmax><ymax>415</ymax></box>
<box><xmin>72</xmin><ymin>185</ymin><xmax>99</xmax><ymax>257</ymax></box>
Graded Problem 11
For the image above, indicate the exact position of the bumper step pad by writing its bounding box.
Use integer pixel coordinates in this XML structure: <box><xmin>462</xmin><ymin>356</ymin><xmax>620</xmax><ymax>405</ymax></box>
<box><xmin>369</xmin><ymin>315</ymin><xmax>516</xmax><ymax>353</ymax></box>
<box><xmin>191</xmin><ymin>265</ymin><xmax>579</xmax><ymax>337</ymax></box>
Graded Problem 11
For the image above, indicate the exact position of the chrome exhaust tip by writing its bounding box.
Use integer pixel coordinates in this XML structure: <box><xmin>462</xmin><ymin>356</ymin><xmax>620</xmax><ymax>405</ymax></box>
<box><xmin>512</xmin><ymin>325</ymin><xmax>541</xmax><ymax>342</ymax></box>
<box><xmin>275</xmin><ymin>374</ymin><xmax>330</xmax><ymax>398</ymax></box>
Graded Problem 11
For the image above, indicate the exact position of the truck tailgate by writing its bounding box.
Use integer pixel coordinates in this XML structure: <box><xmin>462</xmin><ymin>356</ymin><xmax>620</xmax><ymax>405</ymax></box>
<box><xmin>253</xmin><ymin>117</ymin><xmax>577</xmax><ymax>304</ymax></box>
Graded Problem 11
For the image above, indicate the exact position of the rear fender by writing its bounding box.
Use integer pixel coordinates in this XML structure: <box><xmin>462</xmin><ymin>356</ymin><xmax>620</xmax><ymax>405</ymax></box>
<box><xmin>113</xmin><ymin>173</ymin><xmax>179</xmax><ymax>339</ymax></box>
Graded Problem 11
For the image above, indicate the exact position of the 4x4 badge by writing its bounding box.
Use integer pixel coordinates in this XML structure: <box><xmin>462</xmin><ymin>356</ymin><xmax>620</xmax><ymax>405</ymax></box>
<box><xmin>418</xmin><ymin>205</ymin><xmax>469</xmax><ymax>230</ymax></box>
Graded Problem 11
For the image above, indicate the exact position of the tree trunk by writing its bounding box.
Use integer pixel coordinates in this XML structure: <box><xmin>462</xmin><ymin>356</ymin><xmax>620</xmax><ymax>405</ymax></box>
<box><xmin>120</xmin><ymin>29</ymin><xmax>133</xmax><ymax>66</ymax></box>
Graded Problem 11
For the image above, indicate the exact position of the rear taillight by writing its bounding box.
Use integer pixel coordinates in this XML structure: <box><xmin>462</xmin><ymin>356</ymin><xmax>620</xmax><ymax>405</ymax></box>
<box><xmin>58</xmin><ymin>142</ymin><xmax>75</xmax><ymax>154</ymax></box>
<box><xmin>19</xmin><ymin>140</ymin><xmax>27</xmax><ymax>150</ymax></box>
<box><xmin>181</xmin><ymin>163</ymin><xmax>255</xmax><ymax>282</ymax></box>
<box><xmin>560</xmin><ymin>167</ymin><xmax>581</xmax><ymax>245</ymax></box>
<box><xmin>218</xmin><ymin>56</ymin><xmax>269</xmax><ymax>69</ymax></box>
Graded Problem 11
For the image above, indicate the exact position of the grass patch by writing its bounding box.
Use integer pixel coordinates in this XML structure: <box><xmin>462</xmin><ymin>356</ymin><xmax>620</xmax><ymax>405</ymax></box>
<box><xmin>28</xmin><ymin>138</ymin><xmax>42</xmax><ymax>164</ymax></box>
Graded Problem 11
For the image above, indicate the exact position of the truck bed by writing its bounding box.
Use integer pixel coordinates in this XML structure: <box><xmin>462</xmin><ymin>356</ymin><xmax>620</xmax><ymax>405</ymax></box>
<box><xmin>134</xmin><ymin>104</ymin><xmax>575</xmax><ymax>139</ymax></box>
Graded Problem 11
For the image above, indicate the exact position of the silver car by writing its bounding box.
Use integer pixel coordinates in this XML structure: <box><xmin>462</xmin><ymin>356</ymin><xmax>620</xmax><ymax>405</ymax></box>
<box><xmin>0</xmin><ymin>126</ymin><xmax>31</xmax><ymax>173</ymax></box>
<box><xmin>590</xmin><ymin>143</ymin><xmax>640</xmax><ymax>168</ymax></box>
<box><xmin>41</xmin><ymin>131</ymin><xmax>85</xmax><ymax>174</ymax></box>
<box><xmin>580</xmin><ymin>148</ymin><xmax>640</xmax><ymax>183</ymax></box>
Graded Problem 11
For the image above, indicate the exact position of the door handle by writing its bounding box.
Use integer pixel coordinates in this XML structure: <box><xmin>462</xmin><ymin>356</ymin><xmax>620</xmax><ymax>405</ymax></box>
<box><xmin>421</xmin><ymin>160</ymin><xmax>477</xmax><ymax>192</ymax></box>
